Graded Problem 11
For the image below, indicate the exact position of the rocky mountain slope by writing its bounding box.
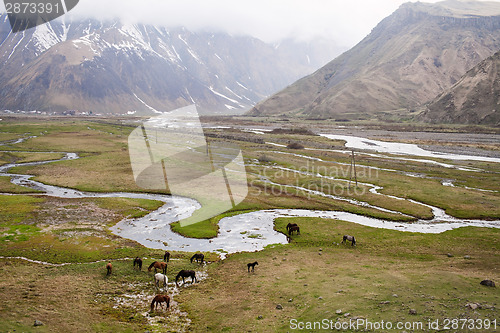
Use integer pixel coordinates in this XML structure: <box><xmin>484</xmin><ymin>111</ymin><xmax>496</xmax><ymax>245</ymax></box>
<box><xmin>421</xmin><ymin>50</ymin><xmax>500</xmax><ymax>125</ymax></box>
<box><xmin>0</xmin><ymin>14</ymin><xmax>339</xmax><ymax>115</ymax></box>
<box><xmin>249</xmin><ymin>0</ymin><xmax>500</xmax><ymax>120</ymax></box>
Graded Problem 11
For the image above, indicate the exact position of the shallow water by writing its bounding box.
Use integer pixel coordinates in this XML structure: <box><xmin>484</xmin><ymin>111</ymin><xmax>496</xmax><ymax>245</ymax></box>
<box><xmin>0</xmin><ymin>135</ymin><xmax>498</xmax><ymax>257</ymax></box>
<box><xmin>320</xmin><ymin>134</ymin><xmax>500</xmax><ymax>163</ymax></box>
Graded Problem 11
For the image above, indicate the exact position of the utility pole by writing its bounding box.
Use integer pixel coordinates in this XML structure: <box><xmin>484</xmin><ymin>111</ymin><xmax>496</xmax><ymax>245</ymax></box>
<box><xmin>348</xmin><ymin>150</ymin><xmax>357</xmax><ymax>188</ymax></box>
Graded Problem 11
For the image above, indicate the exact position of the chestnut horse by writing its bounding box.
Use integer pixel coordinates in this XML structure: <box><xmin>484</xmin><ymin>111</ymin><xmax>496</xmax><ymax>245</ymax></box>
<box><xmin>175</xmin><ymin>270</ymin><xmax>197</xmax><ymax>287</ymax></box>
<box><xmin>148</xmin><ymin>261</ymin><xmax>167</xmax><ymax>274</ymax></box>
<box><xmin>190</xmin><ymin>253</ymin><xmax>204</xmax><ymax>264</ymax></box>
<box><xmin>106</xmin><ymin>262</ymin><xmax>112</xmax><ymax>275</ymax></box>
<box><xmin>150</xmin><ymin>294</ymin><xmax>170</xmax><ymax>311</ymax></box>
<box><xmin>133</xmin><ymin>257</ymin><xmax>142</xmax><ymax>270</ymax></box>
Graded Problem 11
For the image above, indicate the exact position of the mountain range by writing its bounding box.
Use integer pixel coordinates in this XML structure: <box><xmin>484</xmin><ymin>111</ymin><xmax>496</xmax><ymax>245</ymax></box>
<box><xmin>0</xmin><ymin>14</ymin><xmax>340</xmax><ymax>115</ymax></box>
<box><xmin>249</xmin><ymin>0</ymin><xmax>500</xmax><ymax>125</ymax></box>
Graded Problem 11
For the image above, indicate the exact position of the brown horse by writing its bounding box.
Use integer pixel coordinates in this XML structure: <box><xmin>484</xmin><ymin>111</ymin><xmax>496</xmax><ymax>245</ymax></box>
<box><xmin>175</xmin><ymin>270</ymin><xmax>197</xmax><ymax>287</ymax></box>
<box><xmin>148</xmin><ymin>261</ymin><xmax>167</xmax><ymax>274</ymax></box>
<box><xmin>286</xmin><ymin>223</ymin><xmax>298</xmax><ymax>232</ymax></box>
<box><xmin>190</xmin><ymin>253</ymin><xmax>204</xmax><ymax>264</ymax></box>
<box><xmin>288</xmin><ymin>225</ymin><xmax>300</xmax><ymax>235</ymax></box>
<box><xmin>133</xmin><ymin>257</ymin><xmax>142</xmax><ymax>270</ymax></box>
<box><xmin>106</xmin><ymin>262</ymin><xmax>112</xmax><ymax>275</ymax></box>
<box><xmin>163</xmin><ymin>251</ymin><xmax>170</xmax><ymax>262</ymax></box>
<box><xmin>150</xmin><ymin>294</ymin><xmax>170</xmax><ymax>311</ymax></box>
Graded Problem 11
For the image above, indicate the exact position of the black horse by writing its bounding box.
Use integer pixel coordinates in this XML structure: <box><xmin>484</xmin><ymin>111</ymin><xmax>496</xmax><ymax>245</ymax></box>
<box><xmin>133</xmin><ymin>257</ymin><xmax>142</xmax><ymax>271</ymax></box>
<box><xmin>190</xmin><ymin>253</ymin><xmax>204</xmax><ymax>264</ymax></box>
<box><xmin>163</xmin><ymin>251</ymin><xmax>170</xmax><ymax>262</ymax></box>
<box><xmin>288</xmin><ymin>225</ymin><xmax>300</xmax><ymax>235</ymax></box>
<box><xmin>342</xmin><ymin>235</ymin><xmax>356</xmax><ymax>246</ymax></box>
<box><xmin>175</xmin><ymin>270</ymin><xmax>197</xmax><ymax>286</ymax></box>
<box><xmin>286</xmin><ymin>223</ymin><xmax>298</xmax><ymax>232</ymax></box>
<box><xmin>247</xmin><ymin>261</ymin><xmax>258</xmax><ymax>272</ymax></box>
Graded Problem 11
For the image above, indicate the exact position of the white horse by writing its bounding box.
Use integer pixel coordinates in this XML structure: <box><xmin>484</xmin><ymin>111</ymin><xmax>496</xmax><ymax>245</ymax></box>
<box><xmin>154</xmin><ymin>273</ymin><xmax>168</xmax><ymax>291</ymax></box>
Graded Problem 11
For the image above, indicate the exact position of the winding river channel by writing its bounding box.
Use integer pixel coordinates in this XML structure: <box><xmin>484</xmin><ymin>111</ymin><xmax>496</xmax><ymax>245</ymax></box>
<box><xmin>1</xmin><ymin>133</ymin><xmax>499</xmax><ymax>257</ymax></box>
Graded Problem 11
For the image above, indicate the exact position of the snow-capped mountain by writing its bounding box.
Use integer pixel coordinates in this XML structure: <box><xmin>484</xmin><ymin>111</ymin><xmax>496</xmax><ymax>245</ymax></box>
<box><xmin>0</xmin><ymin>14</ymin><xmax>339</xmax><ymax>114</ymax></box>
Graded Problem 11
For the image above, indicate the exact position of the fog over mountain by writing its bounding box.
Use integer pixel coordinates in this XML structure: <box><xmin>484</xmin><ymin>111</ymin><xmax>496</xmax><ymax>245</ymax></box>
<box><xmin>0</xmin><ymin>14</ymin><xmax>342</xmax><ymax>114</ymax></box>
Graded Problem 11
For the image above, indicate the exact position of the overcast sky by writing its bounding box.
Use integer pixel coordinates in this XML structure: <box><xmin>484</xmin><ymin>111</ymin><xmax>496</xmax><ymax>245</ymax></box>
<box><xmin>66</xmin><ymin>0</ymin><xmax>438</xmax><ymax>47</ymax></box>
<box><xmin>3</xmin><ymin>0</ymin><xmax>500</xmax><ymax>47</ymax></box>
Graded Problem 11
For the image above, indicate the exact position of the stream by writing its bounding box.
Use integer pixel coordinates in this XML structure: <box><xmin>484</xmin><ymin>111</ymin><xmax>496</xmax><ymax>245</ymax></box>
<box><xmin>0</xmin><ymin>133</ymin><xmax>499</xmax><ymax>257</ymax></box>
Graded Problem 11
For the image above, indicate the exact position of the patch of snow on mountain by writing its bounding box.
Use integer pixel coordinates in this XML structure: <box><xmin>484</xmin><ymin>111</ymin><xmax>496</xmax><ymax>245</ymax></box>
<box><xmin>7</xmin><ymin>30</ymin><xmax>24</xmax><ymax>60</ymax></box>
<box><xmin>32</xmin><ymin>23</ymin><xmax>61</xmax><ymax>53</ymax></box>
<box><xmin>134</xmin><ymin>93</ymin><xmax>162</xmax><ymax>114</ymax></box>
<box><xmin>236</xmin><ymin>81</ymin><xmax>249</xmax><ymax>91</ymax></box>
<box><xmin>225</xmin><ymin>86</ymin><xmax>243</xmax><ymax>99</ymax></box>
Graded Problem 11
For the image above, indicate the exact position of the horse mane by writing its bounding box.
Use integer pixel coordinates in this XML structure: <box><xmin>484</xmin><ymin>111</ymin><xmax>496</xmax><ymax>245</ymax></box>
<box><xmin>148</xmin><ymin>261</ymin><xmax>156</xmax><ymax>269</ymax></box>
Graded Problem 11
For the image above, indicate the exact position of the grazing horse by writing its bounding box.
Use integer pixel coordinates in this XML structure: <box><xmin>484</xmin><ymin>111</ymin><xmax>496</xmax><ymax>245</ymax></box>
<box><xmin>163</xmin><ymin>251</ymin><xmax>170</xmax><ymax>262</ymax></box>
<box><xmin>342</xmin><ymin>235</ymin><xmax>356</xmax><ymax>246</ymax></box>
<box><xmin>133</xmin><ymin>257</ymin><xmax>142</xmax><ymax>271</ymax></box>
<box><xmin>106</xmin><ymin>262</ymin><xmax>112</xmax><ymax>275</ymax></box>
<box><xmin>175</xmin><ymin>270</ymin><xmax>197</xmax><ymax>287</ymax></box>
<box><xmin>150</xmin><ymin>294</ymin><xmax>170</xmax><ymax>311</ymax></box>
<box><xmin>286</xmin><ymin>223</ymin><xmax>298</xmax><ymax>232</ymax></box>
<box><xmin>190</xmin><ymin>253</ymin><xmax>204</xmax><ymax>264</ymax></box>
<box><xmin>154</xmin><ymin>273</ymin><xmax>168</xmax><ymax>291</ymax></box>
<box><xmin>288</xmin><ymin>225</ymin><xmax>300</xmax><ymax>235</ymax></box>
<box><xmin>148</xmin><ymin>261</ymin><xmax>167</xmax><ymax>274</ymax></box>
<box><xmin>247</xmin><ymin>261</ymin><xmax>258</xmax><ymax>272</ymax></box>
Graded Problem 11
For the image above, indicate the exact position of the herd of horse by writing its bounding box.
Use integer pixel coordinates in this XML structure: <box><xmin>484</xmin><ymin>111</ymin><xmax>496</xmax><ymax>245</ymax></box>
<box><xmin>105</xmin><ymin>226</ymin><xmax>357</xmax><ymax>314</ymax></box>
<box><xmin>105</xmin><ymin>250</ymin><xmax>204</xmax><ymax>313</ymax></box>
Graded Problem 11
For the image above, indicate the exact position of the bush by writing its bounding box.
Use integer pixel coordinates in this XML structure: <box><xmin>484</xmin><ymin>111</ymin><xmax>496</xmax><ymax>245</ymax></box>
<box><xmin>287</xmin><ymin>142</ymin><xmax>304</xmax><ymax>149</ymax></box>
<box><xmin>258</xmin><ymin>155</ymin><xmax>273</xmax><ymax>163</ymax></box>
